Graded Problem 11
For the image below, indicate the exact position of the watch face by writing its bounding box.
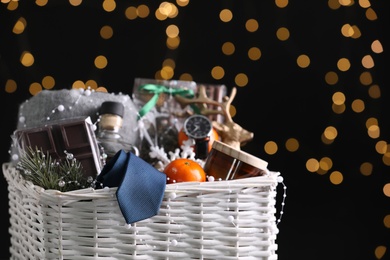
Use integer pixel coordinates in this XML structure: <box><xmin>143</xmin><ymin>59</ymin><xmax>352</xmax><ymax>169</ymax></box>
<box><xmin>184</xmin><ymin>114</ymin><xmax>212</xmax><ymax>139</ymax></box>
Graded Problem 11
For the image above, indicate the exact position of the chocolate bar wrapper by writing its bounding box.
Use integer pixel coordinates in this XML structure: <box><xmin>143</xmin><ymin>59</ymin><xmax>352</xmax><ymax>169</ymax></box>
<box><xmin>13</xmin><ymin>116</ymin><xmax>103</xmax><ymax>178</ymax></box>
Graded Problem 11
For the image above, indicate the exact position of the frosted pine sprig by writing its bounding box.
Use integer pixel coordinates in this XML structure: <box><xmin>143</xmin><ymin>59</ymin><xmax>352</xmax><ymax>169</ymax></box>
<box><xmin>17</xmin><ymin>146</ymin><xmax>94</xmax><ymax>192</ymax></box>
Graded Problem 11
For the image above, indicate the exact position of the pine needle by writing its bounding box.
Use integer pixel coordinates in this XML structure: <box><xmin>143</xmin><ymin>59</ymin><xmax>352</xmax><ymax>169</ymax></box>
<box><xmin>17</xmin><ymin>146</ymin><xmax>94</xmax><ymax>192</ymax></box>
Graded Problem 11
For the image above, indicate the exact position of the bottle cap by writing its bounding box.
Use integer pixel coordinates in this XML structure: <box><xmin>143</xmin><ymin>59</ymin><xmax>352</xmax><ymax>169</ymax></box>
<box><xmin>100</xmin><ymin>101</ymin><xmax>124</xmax><ymax>117</ymax></box>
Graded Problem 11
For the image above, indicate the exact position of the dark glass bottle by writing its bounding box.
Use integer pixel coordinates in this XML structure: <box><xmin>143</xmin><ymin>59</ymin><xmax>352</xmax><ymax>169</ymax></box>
<box><xmin>97</xmin><ymin>101</ymin><xmax>139</xmax><ymax>161</ymax></box>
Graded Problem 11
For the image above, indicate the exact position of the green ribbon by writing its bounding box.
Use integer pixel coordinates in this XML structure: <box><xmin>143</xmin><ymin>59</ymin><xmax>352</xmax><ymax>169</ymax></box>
<box><xmin>137</xmin><ymin>84</ymin><xmax>196</xmax><ymax>120</ymax></box>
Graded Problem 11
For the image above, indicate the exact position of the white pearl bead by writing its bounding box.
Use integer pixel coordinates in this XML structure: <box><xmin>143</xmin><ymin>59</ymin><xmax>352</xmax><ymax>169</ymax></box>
<box><xmin>57</xmin><ymin>104</ymin><xmax>65</xmax><ymax>111</ymax></box>
<box><xmin>168</xmin><ymin>192</ymin><xmax>177</xmax><ymax>199</ymax></box>
<box><xmin>84</xmin><ymin>89</ymin><xmax>92</xmax><ymax>96</ymax></box>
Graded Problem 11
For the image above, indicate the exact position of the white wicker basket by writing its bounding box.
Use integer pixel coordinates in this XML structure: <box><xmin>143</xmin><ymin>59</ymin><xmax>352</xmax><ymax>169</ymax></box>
<box><xmin>3</xmin><ymin>162</ymin><xmax>280</xmax><ymax>259</ymax></box>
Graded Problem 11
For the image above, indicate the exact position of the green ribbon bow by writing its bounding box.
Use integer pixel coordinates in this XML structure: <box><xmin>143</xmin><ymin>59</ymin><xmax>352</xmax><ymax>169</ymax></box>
<box><xmin>137</xmin><ymin>84</ymin><xmax>196</xmax><ymax>120</ymax></box>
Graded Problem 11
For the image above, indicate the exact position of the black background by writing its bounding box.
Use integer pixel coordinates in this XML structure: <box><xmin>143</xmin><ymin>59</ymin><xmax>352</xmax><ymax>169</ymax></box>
<box><xmin>1</xmin><ymin>1</ymin><xmax>389</xmax><ymax>259</ymax></box>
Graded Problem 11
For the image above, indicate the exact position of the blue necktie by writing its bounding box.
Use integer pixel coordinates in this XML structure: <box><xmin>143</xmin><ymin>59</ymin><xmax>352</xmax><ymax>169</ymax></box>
<box><xmin>96</xmin><ymin>150</ymin><xmax>167</xmax><ymax>224</ymax></box>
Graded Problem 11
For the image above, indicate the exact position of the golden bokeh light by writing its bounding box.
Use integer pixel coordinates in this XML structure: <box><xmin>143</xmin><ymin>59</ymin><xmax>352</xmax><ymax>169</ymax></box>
<box><xmin>222</xmin><ymin>42</ymin><xmax>235</xmax><ymax>56</ymax></box>
<box><xmin>337</xmin><ymin>58</ymin><xmax>351</xmax><ymax>72</ymax></box>
<box><xmin>383</xmin><ymin>183</ymin><xmax>390</xmax><ymax>197</ymax></box>
<box><xmin>351</xmin><ymin>99</ymin><xmax>365</xmax><ymax>113</ymax></box>
<box><xmin>166</xmin><ymin>24</ymin><xmax>179</xmax><ymax>38</ymax></box>
<box><xmin>339</xmin><ymin>0</ymin><xmax>353</xmax><ymax>7</ymax></box>
<box><xmin>375</xmin><ymin>140</ymin><xmax>388</xmax><ymax>154</ymax></box>
<box><xmin>360</xmin><ymin>71</ymin><xmax>373</xmax><ymax>86</ymax></box>
<box><xmin>176</xmin><ymin>0</ymin><xmax>190</xmax><ymax>7</ymax></box>
<box><xmin>275</xmin><ymin>0</ymin><xmax>288</xmax><ymax>8</ymax></box>
<box><xmin>306</xmin><ymin>158</ymin><xmax>320</xmax><ymax>172</ymax></box>
<box><xmin>211</xmin><ymin>66</ymin><xmax>225</xmax><ymax>80</ymax></box>
<box><xmin>125</xmin><ymin>6</ymin><xmax>137</xmax><ymax>20</ymax></box>
<box><xmin>166</xmin><ymin>36</ymin><xmax>180</xmax><ymax>49</ymax></box>
<box><xmin>161</xmin><ymin>66</ymin><xmax>174</xmax><ymax>80</ymax></box>
<box><xmin>162</xmin><ymin>58</ymin><xmax>176</xmax><ymax>69</ymax></box>
<box><xmin>360</xmin><ymin>162</ymin><xmax>373</xmax><ymax>176</ymax></box>
<box><xmin>329</xmin><ymin>171</ymin><xmax>343</xmax><ymax>185</ymax></box>
<box><xmin>219</xmin><ymin>9</ymin><xmax>233</xmax><ymax>22</ymax></box>
<box><xmin>285</xmin><ymin>138</ymin><xmax>299</xmax><ymax>152</ymax></box>
<box><xmin>94</xmin><ymin>55</ymin><xmax>108</xmax><ymax>69</ymax></box>
<box><xmin>368</xmin><ymin>84</ymin><xmax>381</xmax><ymax>99</ymax></box>
<box><xmin>323</xmin><ymin>126</ymin><xmax>338</xmax><ymax>141</ymax></box>
<box><xmin>328</xmin><ymin>0</ymin><xmax>341</xmax><ymax>10</ymax></box>
<box><xmin>248</xmin><ymin>47</ymin><xmax>261</xmax><ymax>61</ymax></box>
<box><xmin>322</xmin><ymin>133</ymin><xmax>335</xmax><ymax>145</ymax></box>
<box><xmin>341</xmin><ymin>24</ymin><xmax>354</xmax><ymax>37</ymax></box>
<box><xmin>20</xmin><ymin>51</ymin><xmax>34</xmax><ymax>67</ymax></box>
<box><xmin>325</xmin><ymin>71</ymin><xmax>339</xmax><ymax>85</ymax></box>
<box><xmin>317</xmin><ymin>166</ymin><xmax>328</xmax><ymax>175</ymax></box>
<box><xmin>100</xmin><ymin>25</ymin><xmax>113</xmax><ymax>40</ymax></box>
<box><xmin>2</xmin><ymin>0</ymin><xmax>18</xmax><ymax>9</ymax></box>
<box><xmin>29</xmin><ymin>82</ymin><xmax>42</xmax><ymax>96</ymax></box>
<box><xmin>179</xmin><ymin>73</ymin><xmax>193</xmax><ymax>81</ymax></box>
<box><xmin>158</xmin><ymin>2</ymin><xmax>178</xmax><ymax>18</ymax></box>
<box><xmin>332</xmin><ymin>92</ymin><xmax>345</xmax><ymax>105</ymax></box>
<box><xmin>367</xmin><ymin>125</ymin><xmax>380</xmax><ymax>139</ymax></box>
<box><xmin>5</xmin><ymin>79</ymin><xmax>17</xmax><ymax>93</ymax></box>
<box><xmin>72</xmin><ymin>80</ymin><xmax>86</xmax><ymax>89</ymax></box>
<box><xmin>332</xmin><ymin>103</ymin><xmax>346</xmax><ymax>114</ymax></box>
<box><xmin>13</xmin><ymin>17</ymin><xmax>26</xmax><ymax>34</ymax></box>
<box><xmin>137</xmin><ymin>4</ymin><xmax>150</xmax><ymax>18</ymax></box>
<box><xmin>383</xmin><ymin>152</ymin><xmax>390</xmax><ymax>166</ymax></box>
<box><xmin>296</xmin><ymin>54</ymin><xmax>310</xmax><ymax>68</ymax></box>
<box><xmin>366</xmin><ymin>117</ymin><xmax>379</xmax><ymax>129</ymax></box>
<box><xmin>102</xmin><ymin>0</ymin><xmax>116</xmax><ymax>12</ymax></box>
<box><xmin>276</xmin><ymin>27</ymin><xmax>290</xmax><ymax>41</ymax></box>
<box><xmin>234</xmin><ymin>73</ymin><xmax>248</xmax><ymax>87</ymax></box>
<box><xmin>361</xmin><ymin>55</ymin><xmax>375</xmax><ymax>69</ymax></box>
<box><xmin>371</xmin><ymin>40</ymin><xmax>384</xmax><ymax>54</ymax></box>
<box><xmin>96</xmin><ymin>86</ymin><xmax>109</xmax><ymax>92</ymax></box>
<box><xmin>350</xmin><ymin>25</ymin><xmax>362</xmax><ymax>39</ymax></box>
<box><xmin>359</xmin><ymin>0</ymin><xmax>371</xmax><ymax>8</ymax></box>
<box><xmin>69</xmin><ymin>0</ymin><xmax>81</xmax><ymax>7</ymax></box>
<box><xmin>375</xmin><ymin>246</ymin><xmax>387</xmax><ymax>259</ymax></box>
<box><xmin>245</xmin><ymin>19</ymin><xmax>259</xmax><ymax>32</ymax></box>
<box><xmin>36</xmin><ymin>0</ymin><xmax>48</xmax><ymax>6</ymax></box>
<box><xmin>85</xmin><ymin>80</ymin><xmax>98</xmax><ymax>90</ymax></box>
<box><xmin>319</xmin><ymin>157</ymin><xmax>333</xmax><ymax>172</ymax></box>
<box><xmin>365</xmin><ymin>7</ymin><xmax>378</xmax><ymax>21</ymax></box>
<box><xmin>384</xmin><ymin>215</ymin><xmax>390</xmax><ymax>228</ymax></box>
<box><xmin>264</xmin><ymin>141</ymin><xmax>278</xmax><ymax>155</ymax></box>
<box><xmin>42</xmin><ymin>76</ymin><xmax>55</xmax><ymax>90</ymax></box>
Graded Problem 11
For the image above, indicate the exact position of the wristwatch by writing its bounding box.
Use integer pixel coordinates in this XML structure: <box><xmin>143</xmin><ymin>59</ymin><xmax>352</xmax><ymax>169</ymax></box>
<box><xmin>183</xmin><ymin>114</ymin><xmax>212</xmax><ymax>159</ymax></box>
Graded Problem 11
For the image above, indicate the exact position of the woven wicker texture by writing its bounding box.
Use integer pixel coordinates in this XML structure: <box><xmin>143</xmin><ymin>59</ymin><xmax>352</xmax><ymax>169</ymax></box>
<box><xmin>3</xmin><ymin>162</ymin><xmax>279</xmax><ymax>259</ymax></box>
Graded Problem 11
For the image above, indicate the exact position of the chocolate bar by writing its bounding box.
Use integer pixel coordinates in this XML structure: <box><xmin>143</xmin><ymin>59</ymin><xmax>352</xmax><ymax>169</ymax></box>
<box><xmin>14</xmin><ymin>117</ymin><xmax>103</xmax><ymax>178</ymax></box>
